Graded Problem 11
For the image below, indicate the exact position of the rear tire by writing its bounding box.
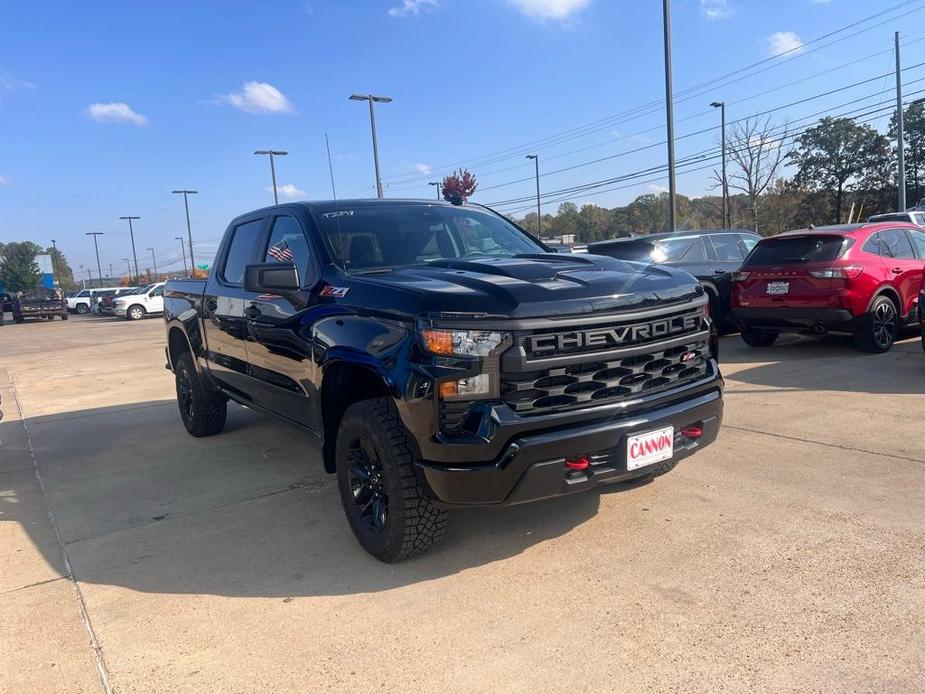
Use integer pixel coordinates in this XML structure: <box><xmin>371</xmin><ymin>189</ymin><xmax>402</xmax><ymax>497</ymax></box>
<box><xmin>61</xmin><ymin>313</ymin><xmax>69</xmax><ymax>321</ymax></box>
<box><xmin>854</xmin><ymin>296</ymin><xmax>898</xmax><ymax>353</ymax></box>
<box><xmin>336</xmin><ymin>398</ymin><xmax>447</xmax><ymax>562</ymax></box>
<box><xmin>740</xmin><ymin>328</ymin><xmax>778</xmax><ymax>348</ymax></box>
<box><xmin>127</xmin><ymin>304</ymin><xmax>145</xmax><ymax>321</ymax></box>
<box><xmin>174</xmin><ymin>352</ymin><xmax>227</xmax><ymax>437</ymax></box>
<box><xmin>76</xmin><ymin>304</ymin><xmax>89</xmax><ymax>315</ymax></box>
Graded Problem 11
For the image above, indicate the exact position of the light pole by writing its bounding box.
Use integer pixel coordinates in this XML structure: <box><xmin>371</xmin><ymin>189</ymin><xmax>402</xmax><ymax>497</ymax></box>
<box><xmin>895</xmin><ymin>31</ymin><xmax>906</xmax><ymax>212</ymax></box>
<box><xmin>526</xmin><ymin>154</ymin><xmax>542</xmax><ymax>236</ymax></box>
<box><xmin>710</xmin><ymin>101</ymin><xmax>729</xmax><ymax>228</ymax></box>
<box><xmin>662</xmin><ymin>0</ymin><xmax>678</xmax><ymax>231</ymax></box>
<box><xmin>119</xmin><ymin>216</ymin><xmax>141</xmax><ymax>282</ymax></box>
<box><xmin>349</xmin><ymin>94</ymin><xmax>393</xmax><ymax>198</ymax></box>
<box><xmin>172</xmin><ymin>190</ymin><xmax>198</xmax><ymax>276</ymax></box>
<box><xmin>429</xmin><ymin>181</ymin><xmax>441</xmax><ymax>199</ymax></box>
<box><xmin>253</xmin><ymin>151</ymin><xmax>287</xmax><ymax>204</ymax></box>
<box><xmin>175</xmin><ymin>236</ymin><xmax>188</xmax><ymax>276</ymax></box>
<box><xmin>50</xmin><ymin>239</ymin><xmax>61</xmax><ymax>288</ymax></box>
<box><xmin>85</xmin><ymin>232</ymin><xmax>104</xmax><ymax>288</ymax></box>
<box><xmin>147</xmin><ymin>248</ymin><xmax>158</xmax><ymax>280</ymax></box>
<box><xmin>109</xmin><ymin>263</ymin><xmax>114</xmax><ymax>282</ymax></box>
<box><xmin>122</xmin><ymin>258</ymin><xmax>132</xmax><ymax>282</ymax></box>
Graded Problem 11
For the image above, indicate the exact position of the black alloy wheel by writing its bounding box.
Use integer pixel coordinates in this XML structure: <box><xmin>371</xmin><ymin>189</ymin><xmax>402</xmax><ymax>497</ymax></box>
<box><xmin>346</xmin><ymin>435</ymin><xmax>389</xmax><ymax>534</ymax></box>
<box><xmin>855</xmin><ymin>296</ymin><xmax>899</xmax><ymax>353</ymax></box>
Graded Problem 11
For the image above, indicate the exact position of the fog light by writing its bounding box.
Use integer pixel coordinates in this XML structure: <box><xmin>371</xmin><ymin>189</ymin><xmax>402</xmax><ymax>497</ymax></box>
<box><xmin>439</xmin><ymin>374</ymin><xmax>491</xmax><ymax>400</ymax></box>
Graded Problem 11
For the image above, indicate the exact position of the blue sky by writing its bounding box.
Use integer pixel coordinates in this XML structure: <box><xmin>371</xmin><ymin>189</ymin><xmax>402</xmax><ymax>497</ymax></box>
<box><xmin>2</xmin><ymin>0</ymin><xmax>924</xmax><ymax>275</ymax></box>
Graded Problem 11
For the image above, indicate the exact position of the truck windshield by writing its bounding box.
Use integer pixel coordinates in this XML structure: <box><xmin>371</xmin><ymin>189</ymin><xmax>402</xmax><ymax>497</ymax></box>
<box><xmin>315</xmin><ymin>204</ymin><xmax>545</xmax><ymax>272</ymax></box>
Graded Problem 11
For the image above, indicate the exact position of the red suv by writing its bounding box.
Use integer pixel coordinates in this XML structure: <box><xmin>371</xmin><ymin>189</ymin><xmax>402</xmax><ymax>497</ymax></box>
<box><xmin>731</xmin><ymin>223</ymin><xmax>925</xmax><ymax>353</ymax></box>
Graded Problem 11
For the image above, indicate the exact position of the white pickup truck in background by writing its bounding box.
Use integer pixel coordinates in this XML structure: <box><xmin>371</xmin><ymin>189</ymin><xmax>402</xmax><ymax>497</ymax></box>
<box><xmin>67</xmin><ymin>287</ymin><xmax>123</xmax><ymax>314</ymax></box>
<box><xmin>113</xmin><ymin>282</ymin><xmax>166</xmax><ymax>320</ymax></box>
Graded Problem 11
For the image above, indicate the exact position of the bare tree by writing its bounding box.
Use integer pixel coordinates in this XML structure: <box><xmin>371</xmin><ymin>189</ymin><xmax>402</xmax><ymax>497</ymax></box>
<box><xmin>726</xmin><ymin>116</ymin><xmax>787</xmax><ymax>234</ymax></box>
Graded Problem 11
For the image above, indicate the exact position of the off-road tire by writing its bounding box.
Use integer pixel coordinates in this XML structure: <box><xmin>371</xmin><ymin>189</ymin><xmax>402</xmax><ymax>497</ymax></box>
<box><xmin>336</xmin><ymin>398</ymin><xmax>447</xmax><ymax>562</ymax></box>
<box><xmin>740</xmin><ymin>328</ymin><xmax>777</xmax><ymax>348</ymax></box>
<box><xmin>854</xmin><ymin>296</ymin><xmax>898</xmax><ymax>354</ymax></box>
<box><xmin>174</xmin><ymin>352</ymin><xmax>227</xmax><ymax>437</ymax></box>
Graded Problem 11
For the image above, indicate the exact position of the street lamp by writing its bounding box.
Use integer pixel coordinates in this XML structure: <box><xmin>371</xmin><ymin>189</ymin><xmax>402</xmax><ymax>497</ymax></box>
<box><xmin>253</xmin><ymin>151</ymin><xmax>287</xmax><ymax>205</ymax></box>
<box><xmin>349</xmin><ymin>94</ymin><xmax>393</xmax><ymax>198</ymax></box>
<box><xmin>172</xmin><ymin>190</ymin><xmax>198</xmax><ymax>276</ymax></box>
<box><xmin>50</xmin><ymin>239</ymin><xmax>61</xmax><ymax>288</ymax></box>
<box><xmin>662</xmin><ymin>0</ymin><xmax>678</xmax><ymax>231</ymax></box>
<box><xmin>147</xmin><ymin>247</ymin><xmax>158</xmax><ymax>280</ymax></box>
<box><xmin>710</xmin><ymin>101</ymin><xmax>729</xmax><ymax>229</ymax></box>
<box><xmin>526</xmin><ymin>154</ymin><xmax>542</xmax><ymax>236</ymax></box>
<box><xmin>429</xmin><ymin>181</ymin><xmax>441</xmax><ymax>200</ymax></box>
<box><xmin>119</xmin><ymin>216</ymin><xmax>141</xmax><ymax>282</ymax></box>
<box><xmin>175</xmin><ymin>236</ymin><xmax>188</xmax><ymax>276</ymax></box>
<box><xmin>85</xmin><ymin>232</ymin><xmax>104</xmax><ymax>288</ymax></box>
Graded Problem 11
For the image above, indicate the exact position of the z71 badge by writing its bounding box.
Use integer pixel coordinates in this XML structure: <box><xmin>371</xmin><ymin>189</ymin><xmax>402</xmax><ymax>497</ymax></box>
<box><xmin>319</xmin><ymin>286</ymin><xmax>350</xmax><ymax>298</ymax></box>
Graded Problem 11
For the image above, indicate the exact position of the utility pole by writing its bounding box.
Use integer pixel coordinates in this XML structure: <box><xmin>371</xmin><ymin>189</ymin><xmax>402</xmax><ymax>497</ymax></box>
<box><xmin>109</xmin><ymin>263</ymin><xmax>114</xmax><ymax>282</ymax></box>
<box><xmin>895</xmin><ymin>31</ymin><xmax>906</xmax><ymax>212</ymax></box>
<box><xmin>662</xmin><ymin>0</ymin><xmax>678</xmax><ymax>231</ymax></box>
<box><xmin>147</xmin><ymin>248</ymin><xmax>158</xmax><ymax>280</ymax></box>
<box><xmin>85</xmin><ymin>232</ymin><xmax>104</xmax><ymax>288</ymax></box>
<box><xmin>172</xmin><ymin>190</ymin><xmax>198</xmax><ymax>276</ymax></box>
<box><xmin>711</xmin><ymin>101</ymin><xmax>729</xmax><ymax>228</ymax></box>
<box><xmin>50</xmin><ymin>239</ymin><xmax>61</xmax><ymax>288</ymax></box>
<box><xmin>349</xmin><ymin>94</ymin><xmax>393</xmax><ymax>198</ymax></box>
<box><xmin>122</xmin><ymin>258</ymin><xmax>132</xmax><ymax>282</ymax></box>
<box><xmin>429</xmin><ymin>181</ymin><xmax>441</xmax><ymax>199</ymax></box>
<box><xmin>175</xmin><ymin>236</ymin><xmax>188</xmax><ymax>277</ymax></box>
<box><xmin>253</xmin><ymin>151</ymin><xmax>287</xmax><ymax>204</ymax></box>
<box><xmin>119</xmin><ymin>216</ymin><xmax>141</xmax><ymax>282</ymax></box>
<box><xmin>526</xmin><ymin>154</ymin><xmax>542</xmax><ymax>236</ymax></box>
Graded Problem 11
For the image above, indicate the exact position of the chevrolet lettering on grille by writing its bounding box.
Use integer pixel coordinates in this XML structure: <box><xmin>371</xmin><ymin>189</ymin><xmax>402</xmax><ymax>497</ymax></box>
<box><xmin>528</xmin><ymin>313</ymin><xmax>700</xmax><ymax>354</ymax></box>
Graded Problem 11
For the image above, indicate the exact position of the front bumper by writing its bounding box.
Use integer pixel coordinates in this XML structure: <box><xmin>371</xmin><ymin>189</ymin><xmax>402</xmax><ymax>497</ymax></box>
<box><xmin>415</xmin><ymin>387</ymin><xmax>722</xmax><ymax>507</ymax></box>
<box><xmin>733</xmin><ymin>307</ymin><xmax>855</xmax><ymax>333</ymax></box>
<box><xmin>113</xmin><ymin>306</ymin><xmax>127</xmax><ymax>316</ymax></box>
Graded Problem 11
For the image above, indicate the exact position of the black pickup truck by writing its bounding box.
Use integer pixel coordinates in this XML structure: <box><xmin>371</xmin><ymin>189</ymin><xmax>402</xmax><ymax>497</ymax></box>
<box><xmin>164</xmin><ymin>199</ymin><xmax>723</xmax><ymax>561</ymax></box>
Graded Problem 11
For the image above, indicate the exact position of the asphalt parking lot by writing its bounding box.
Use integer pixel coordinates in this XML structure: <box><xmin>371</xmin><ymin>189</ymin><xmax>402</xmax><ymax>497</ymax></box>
<box><xmin>2</xmin><ymin>314</ymin><xmax>923</xmax><ymax>693</ymax></box>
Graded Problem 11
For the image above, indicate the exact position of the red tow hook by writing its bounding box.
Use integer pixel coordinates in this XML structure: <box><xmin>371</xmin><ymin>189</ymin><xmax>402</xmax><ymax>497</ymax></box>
<box><xmin>680</xmin><ymin>425</ymin><xmax>703</xmax><ymax>439</ymax></box>
<box><xmin>564</xmin><ymin>456</ymin><xmax>591</xmax><ymax>471</ymax></box>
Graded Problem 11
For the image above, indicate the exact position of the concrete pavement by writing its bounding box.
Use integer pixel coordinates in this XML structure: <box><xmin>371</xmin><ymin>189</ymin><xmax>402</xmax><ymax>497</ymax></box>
<box><xmin>1</xmin><ymin>315</ymin><xmax>923</xmax><ymax>693</ymax></box>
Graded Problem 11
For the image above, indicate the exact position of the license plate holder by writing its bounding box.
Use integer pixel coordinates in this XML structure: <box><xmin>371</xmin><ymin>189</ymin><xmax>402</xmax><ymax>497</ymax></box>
<box><xmin>626</xmin><ymin>426</ymin><xmax>674</xmax><ymax>471</ymax></box>
<box><xmin>766</xmin><ymin>281</ymin><xmax>790</xmax><ymax>295</ymax></box>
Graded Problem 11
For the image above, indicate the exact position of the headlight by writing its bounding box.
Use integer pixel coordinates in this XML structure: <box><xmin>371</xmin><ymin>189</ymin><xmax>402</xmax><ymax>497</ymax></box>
<box><xmin>420</xmin><ymin>329</ymin><xmax>507</xmax><ymax>400</ymax></box>
<box><xmin>420</xmin><ymin>329</ymin><xmax>505</xmax><ymax>357</ymax></box>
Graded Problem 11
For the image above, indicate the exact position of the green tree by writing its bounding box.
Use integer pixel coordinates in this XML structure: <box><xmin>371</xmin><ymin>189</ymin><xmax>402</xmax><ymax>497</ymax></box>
<box><xmin>789</xmin><ymin>117</ymin><xmax>884</xmax><ymax>223</ymax></box>
<box><xmin>556</xmin><ymin>202</ymin><xmax>580</xmax><ymax>238</ymax></box>
<box><xmin>0</xmin><ymin>241</ymin><xmax>43</xmax><ymax>291</ymax></box>
<box><xmin>890</xmin><ymin>102</ymin><xmax>925</xmax><ymax>206</ymax></box>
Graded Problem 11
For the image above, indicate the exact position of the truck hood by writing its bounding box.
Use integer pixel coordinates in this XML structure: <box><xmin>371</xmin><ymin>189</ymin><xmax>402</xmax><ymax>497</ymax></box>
<box><xmin>337</xmin><ymin>253</ymin><xmax>703</xmax><ymax>319</ymax></box>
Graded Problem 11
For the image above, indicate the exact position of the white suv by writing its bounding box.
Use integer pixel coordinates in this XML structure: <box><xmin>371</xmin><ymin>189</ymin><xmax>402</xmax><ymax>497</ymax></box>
<box><xmin>114</xmin><ymin>283</ymin><xmax>165</xmax><ymax>320</ymax></box>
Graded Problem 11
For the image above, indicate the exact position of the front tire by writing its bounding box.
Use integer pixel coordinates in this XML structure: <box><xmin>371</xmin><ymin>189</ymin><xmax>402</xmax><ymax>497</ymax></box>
<box><xmin>61</xmin><ymin>313</ymin><xmax>69</xmax><ymax>321</ymax></box>
<box><xmin>740</xmin><ymin>328</ymin><xmax>778</xmax><ymax>348</ymax></box>
<box><xmin>127</xmin><ymin>304</ymin><xmax>146</xmax><ymax>321</ymax></box>
<box><xmin>174</xmin><ymin>352</ymin><xmax>227</xmax><ymax>437</ymax></box>
<box><xmin>336</xmin><ymin>398</ymin><xmax>447</xmax><ymax>562</ymax></box>
<box><xmin>854</xmin><ymin>296</ymin><xmax>898</xmax><ymax>353</ymax></box>
<box><xmin>76</xmin><ymin>304</ymin><xmax>89</xmax><ymax>315</ymax></box>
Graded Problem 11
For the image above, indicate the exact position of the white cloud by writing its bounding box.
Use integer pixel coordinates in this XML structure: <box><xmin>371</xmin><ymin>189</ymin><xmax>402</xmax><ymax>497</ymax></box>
<box><xmin>388</xmin><ymin>0</ymin><xmax>438</xmax><ymax>17</ymax></box>
<box><xmin>0</xmin><ymin>175</ymin><xmax>9</xmax><ymax>185</ymax></box>
<box><xmin>218</xmin><ymin>81</ymin><xmax>294</xmax><ymax>114</ymax></box>
<box><xmin>700</xmin><ymin>0</ymin><xmax>732</xmax><ymax>20</ymax></box>
<box><xmin>85</xmin><ymin>102</ymin><xmax>148</xmax><ymax>126</ymax></box>
<box><xmin>645</xmin><ymin>184</ymin><xmax>669</xmax><ymax>194</ymax></box>
<box><xmin>270</xmin><ymin>183</ymin><xmax>307</xmax><ymax>200</ymax></box>
<box><xmin>414</xmin><ymin>163</ymin><xmax>432</xmax><ymax>174</ymax></box>
<box><xmin>507</xmin><ymin>0</ymin><xmax>591</xmax><ymax>21</ymax></box>
<box><xmin>0</xmin><ymin>69</ymin><xmax>34</xmax><ymax>100</ymax></box>
<box><xmin>766</xmin><ymin>31</ymin><xmax>804</xmax><ymax>57</ymax></box>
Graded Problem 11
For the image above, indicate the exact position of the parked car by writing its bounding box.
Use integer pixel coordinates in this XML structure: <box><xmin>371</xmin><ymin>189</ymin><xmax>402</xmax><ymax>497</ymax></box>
<box><xmin>10</xmin><ymin>288</ymin><xmax>69</xmax><ymax>323</ymax></box>
<box><xmin>164</xmin><ymin>199</ymin><xmax>724</xmax><ymax>561</ymax></box>
<box><xmin>114</xmin><ymin>282</ymin><xmax>165</xmax><ymax>320</ymax></box>
<box><xmin>867</xmin><ymin>211</ymin><xmax>925</xmax><ymax>226</ymax></box>
<box><xmin>66</xmin><ymin>287</ymin><xmax>123</xmax><ymax>314</ymax></box>
<box><xmin>97</xmin><ymin>287</ymin><xmax>138</xmax><ymax>315</ymax></box>
<box><xmin>588</xmin><ymin>229</ymin><xmax>760</xmax><ymax>332</ymax></box>
<box><xmin>732</xmin><ymin>222</ymin><xmax>925</xmax><ymax>352</ymax></box>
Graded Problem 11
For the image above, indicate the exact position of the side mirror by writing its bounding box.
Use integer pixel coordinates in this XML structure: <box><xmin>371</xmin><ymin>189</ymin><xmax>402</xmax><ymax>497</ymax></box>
<box><xmin>244</xmin><ymin>263</ymin><xmax>300</xmax><ymax>294</ymax></box>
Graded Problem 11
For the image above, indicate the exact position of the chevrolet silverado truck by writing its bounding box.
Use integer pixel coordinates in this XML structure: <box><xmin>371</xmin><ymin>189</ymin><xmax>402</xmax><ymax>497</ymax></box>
<box><xmin>164</xmin><ymin>200</ymin><xmax>723</xmax><ymax>561</ymax></box>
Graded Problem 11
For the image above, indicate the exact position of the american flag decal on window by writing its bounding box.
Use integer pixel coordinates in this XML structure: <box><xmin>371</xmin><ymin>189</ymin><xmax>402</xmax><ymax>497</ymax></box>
<box><xmin>268</xmin><ymin>240</ymin><xmax>294</xmax><ymax>262</ymax></box>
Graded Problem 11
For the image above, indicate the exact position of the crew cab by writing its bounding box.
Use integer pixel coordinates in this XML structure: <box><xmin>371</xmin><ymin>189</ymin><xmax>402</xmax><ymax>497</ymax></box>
<box><xmin>114</xmin><ymin>282</ymin><xmax>165</xmax><ymax>320</ymax></box>
<box><xmin>732</xmin><ymin>223</ymin><xmax>925</xmax><ymax>352</ymax></box>
<box><xmin>164</xmin><ymin>200</ymin><xmax>724</xmax><ymax>561</ymax></box>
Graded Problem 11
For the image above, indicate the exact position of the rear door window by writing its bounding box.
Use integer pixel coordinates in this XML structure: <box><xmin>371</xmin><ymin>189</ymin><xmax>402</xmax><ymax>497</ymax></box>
<box><xmin>743</xmin><ymin>235</ymin><xmax>846</xmax><ymax>266</ymax></box>
<box><xmin>879</xmin><ymin>229</ymin><xmax>916</xmax><ymax>260</ymax></box>
<box><xmin>706</xmin><ymin>234</ymin><xmax>745</xmax><ymax>262</ymax></box>
<box><xmin>221</xmin><ymin>218</ymin><xmax>265</xmax><ymax>285</ymax></box>
<box><xmin>908</xmin><ymin>229</ymin><xmax>925</xmax><ymax>258</ymax></box>
<box><xmin>739</xmin><ymin>234</ymin><xmax>760</xmax><ymax>253</ymax></box>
